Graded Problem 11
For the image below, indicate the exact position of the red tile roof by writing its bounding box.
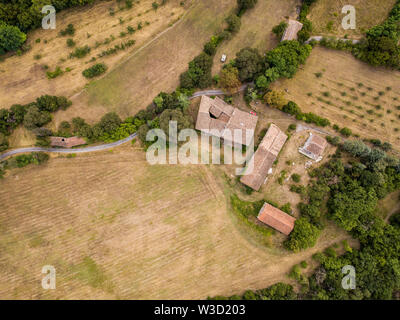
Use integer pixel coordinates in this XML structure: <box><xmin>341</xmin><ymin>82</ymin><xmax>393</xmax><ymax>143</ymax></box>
<box><xmin>257</xmin><ymin>203</ymin><xmax>296</xmax><ymax>235</ymax></box>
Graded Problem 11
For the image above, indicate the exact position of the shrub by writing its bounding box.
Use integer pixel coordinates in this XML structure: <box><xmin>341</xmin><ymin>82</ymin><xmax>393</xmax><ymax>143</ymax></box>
<box><xmin>291</xmin><ymin>173</ymin><xmax>301</xmax><ymax>183</ymax></box>
<box><xmin>0</xmin><ymin>22</ymin><xmax>27</xmax><ymax>54</ymax></box>
<box><xmin>66</xmin><ymin>38</ymin><xmax>75</xmax><ymax>47</ymax></box>
<box><xmin>59</xmin><ymin>24</ymin><xmax>75</xmax><ymax>36</ymax></box>
<box><xmin>272</xmin><ymin>21</ymin><xmax>288</xmax><ymax>39</ymax></box>
<box><xmin>285</xmin><ymin>218</ymin><xmax>321</xmax><ymax>252</ymax></box>
<box><xmin>340</xmin><ymin>127</ymin><xmax>352</xmax><ymax>137</ymax></box>
<box><xmin>226</xmin><ymin>14</ymin><xmax>241</xmax><ymax>34</ymax></box>
<box><xmin>70</xmin><ymin>45</ymin><xmax>91</xmax><ymax>58</ymax></box>
<box><xmin>82</xmin><ymin>63</ymin><xmax>107</xmax><ymax>78</ymax></box>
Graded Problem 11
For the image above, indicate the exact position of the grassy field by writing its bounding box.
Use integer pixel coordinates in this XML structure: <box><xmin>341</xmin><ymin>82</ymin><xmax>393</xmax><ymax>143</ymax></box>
<box><xmin>211</xmin><ymin>0</ymin><xmax>301</xmax><ymax>75</ymax></box>
<box><xmin>0</xmin><ymin>144</ymin><xmax>356</xmax><ymax>299</ymax></box>
<box><xmin>308</xmin><ymin>0</ymin><xmax>397</xmax><ymax>38</ymax></box>
<box><xmin>0</xmin><ymin>0</ymin><xmax>189</xmax><ymax>111</ymax></box>
<box><xmin>272</xmin><ymin>47</ymin><xmax>400</xmax><ymax>148</ymax></box>
<box><xmin>75</xmin><ymin>0</ymin><xmax>238</xmax><ymax>122</ymax></box>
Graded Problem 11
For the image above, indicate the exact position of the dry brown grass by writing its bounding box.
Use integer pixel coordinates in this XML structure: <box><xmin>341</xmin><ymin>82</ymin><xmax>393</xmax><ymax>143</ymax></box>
<box><xmin>0</xmin><ymin>0</ymin><xmax>189</xmax><ymax>111</ymax></box>
<box><xmin>308</xmin><ymin>0</ymin><xmax>397</xmax><ymax>38</ymax></box>
<box><xmin>272</xmin><ymin>47</ymin><xmax>400</xmax><ymax>149</ymax></box>
<box><xmin>0</xmin><ymin>144</ymin><xmax>356</xmax><ymax>299</ymax></box>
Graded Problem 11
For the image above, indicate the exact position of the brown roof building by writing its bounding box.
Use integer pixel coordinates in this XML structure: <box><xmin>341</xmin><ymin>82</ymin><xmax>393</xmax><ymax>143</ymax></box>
<box><xmin>195</xmin><ymin>95</ymin><xmax>258</xmax><ymax>146</ymax></box>
<box><xmin>299</xmin><ymin>133</ymin><xmax>327</xmax><ymax>162</ymax></box>
<box><xmin>240</xmin><ymin>124</ymin><xmax>287</xmax><ymax>191</ymax></box>
<box><xmin>257</xmin><ymin>202</ymin><xmax>296</xmax><ymax>235</ymax></box>
<box><xmin>50</xmin><ymin>136</ymin><xmax>86</xmax><ymax>148</ymax></box>
<box><xmin>281</xmin><ymin>19</ymin><xmax>303</xmax><ymax>41</ymax></box>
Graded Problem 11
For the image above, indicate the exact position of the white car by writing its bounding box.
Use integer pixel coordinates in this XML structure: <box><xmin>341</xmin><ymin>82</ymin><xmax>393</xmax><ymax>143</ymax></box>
<box><xmin>221</xmin><ymin>54</ymin><xmax>227</xmax><ymax>63</ymax></box>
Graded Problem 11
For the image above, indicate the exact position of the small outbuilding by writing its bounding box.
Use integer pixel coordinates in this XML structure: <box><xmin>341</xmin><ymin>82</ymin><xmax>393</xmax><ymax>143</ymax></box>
<box><xmin>281</xmin><ymin>19</ymin><xmax>303</xmax><ymax>41</ymax></box>
<box><xmin>50</xmin><ymin>136</ymin><xmax>86</xmax><ymax>148</ymax></box>
<box><xmin>257</xmin><ymin>202</ymin><xmax>296</xmax><ymax>235</ymax></box>
<box><xmin>299</xmin><ymin>132</ymin><xmax>327</xmax><ymax>162</ymax></box>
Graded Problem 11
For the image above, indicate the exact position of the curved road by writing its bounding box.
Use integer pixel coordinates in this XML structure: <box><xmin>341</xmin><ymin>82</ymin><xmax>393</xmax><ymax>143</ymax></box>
<box><xmin>0</xmin><ymin>87</ymin><xmax>250</xmax><ymax>160</ymax></box>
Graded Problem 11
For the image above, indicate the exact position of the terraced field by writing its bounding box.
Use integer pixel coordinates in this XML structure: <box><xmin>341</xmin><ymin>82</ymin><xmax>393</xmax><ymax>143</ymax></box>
<box><xmin>0</xmin><ymin>146</ymin><xmax>355</xmax><ymax>299</ymax></box>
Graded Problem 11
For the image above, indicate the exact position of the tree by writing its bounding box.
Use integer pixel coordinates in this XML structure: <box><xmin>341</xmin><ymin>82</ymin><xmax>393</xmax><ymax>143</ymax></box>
<box><xmin>237</xmin><ymin>0</ymin><xmax>258</xmax><ymax>13</ymax></box>
<box><xmin>23</xmin><ymin>106</ymin><xmax>51</xmax><ymax>130</ymax></box>
<box><xmin>159</xmin><ymin>109</ymin><xmax>193</xmax><ymax>141</ymax></box>
<box><xmin>263</xmin><ymin>90</ymin><xmax>287</xmax><ymax>109</ymax></box>
<box><xmin>234</xmin><ymin>47</ymin><xmax>263</xmax><ymax>82</ymax></box>
<box><xmin>0</xmin><ymin>22</ymin><xmax>26</xmax><ymax>54</ymax></box>
<box><xmin>226</xmin><ymin>14</ymin><xmax>241</xmax><ymax>34</ymax></box>
<box><xmin>272</xmin><ymin>21</ymin><xmax>288</xmax><ymax>39</ymax></box>
<box><xmin>219</xmin><ymin>65</ymin><xmax>241</xmax><ymax>93</ymax></box>
<box><xmin>285</xmin><ymin>218</ymin><xmax>321</xmax><ymax>252</ymax></box>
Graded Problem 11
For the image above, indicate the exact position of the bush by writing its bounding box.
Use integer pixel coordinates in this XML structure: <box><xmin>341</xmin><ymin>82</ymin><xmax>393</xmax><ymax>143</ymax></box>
<box><xmin>70</xmin><ymin>45</ymin><xmax>91</xmax><ymax>58</ymax></box>
<box><xmin>226</xmin><ymin>14</ymin><xmax>241</xmax><ymax>34</ymax></box>
<box><xmin>285</xmin><ymin>218</ymin><xmax>321</xmax><ymax>252</ymax></box>
<box><xmin>291</xmin><ymin>173</ymin><xmax>301</xmax><ymax>183</ymax></box>
<box><xmin>59</xmin><ymin>24</ymin><xmax>75</xmax><ymax>36</ymax></box>
<box><xmin>272</xmin><ymin>21</ymin><xmax>288</xmax><ymax>39</ymax></box>
<box><xmin>0</xmin><ymin>22</ymin><xmax>27</xmax><ymax>54</ymax></box>
<box><xmin>66</xmin><ymin>38</ymin><xmax>75</xmax><ymax>47</ymax></box>
<box><xmin>180</xmin><ymin>52</ymin><xmax>213</xmax><ymax>89</ymax></box>
<box><xmin>82</xmin><ymin>63</ymin><xmax>107</xmax><ymax>78</ymax></box>
<box><xmin>340</xmin><ymin>127</ymin><xmax>352</xmax><ymax>137</ymax></box>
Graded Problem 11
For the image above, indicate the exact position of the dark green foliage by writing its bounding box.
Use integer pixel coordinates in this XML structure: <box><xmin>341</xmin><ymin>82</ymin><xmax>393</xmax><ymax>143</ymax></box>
<box><xmin>237</xmin><ymin>0</ymin><xmax>258</xmax><ymax>15</ymax></box>
<box><xmin>226</xmin><ymin>13</ymin><xmax>241</xmax><ymax>34</ymax></box>
<box><xmin>234</xmin><ymin>47</ymin><xmax>264</xmax><ymax>82</ymax></box>
<box><xmin>70</xmin><ymin>45</ymin><xmax>91</xmax><ymax>58</ymax></box>
<box><xmin>23</xmin><ymin>106</ymin><xmax>51</xmax><ymax>130</ymax></box>
<box><xmin>272</xmin><ymin>21</ymin><xmax>288</xmax><ymax>39</ymax></box>
<box><xmin>59</xmin><ymin>24</ymin><xmax>75</xmax><ymax>36</ymax></box>
<box><xmin>180</xmin><ymin>52</ymin><xmax>213</xmax><ymax>89</ymax></box>
<box><xmin>282</xmin><ymin>101</ymin><xmax>330</xmax><ymax>127</ymax></box>
<box><xmin>3</xmin><ymin>152</ymin><xmax>49</xmax><ymax>170</ymax></box>
<box><xmin>0</xmin><ymin>22</ymin><xmax>26</xmax><ymax>54</ymax></box>
<box><xmin>340</xmin><ymin>127</ymin><xmax>352</xmax><ymax>137</ymax></box>
<box><xmin>82</xmin><ymin>63</ymin><xmax>107</xmax><ymax>78</ymax></box>
<box><xmin>0</xmin><ymin>132</ymin><xmax>8</xmax><ymax>151</ymax></box>
<box><xmin>285</xmin><ymin>217</ymin><xmax>321</xmax><ymax>252</ymax></box>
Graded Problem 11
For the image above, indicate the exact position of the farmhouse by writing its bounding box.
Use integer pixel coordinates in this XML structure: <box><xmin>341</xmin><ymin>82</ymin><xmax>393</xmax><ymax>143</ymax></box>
<box><xmin>299</xmin><ymin>132</ymin><xmax>327</xmax><ymax>162</ymax></box>
<box><xmin>240</xmin><ymin>124</ymin><xmax>287</xmax><ymax>191</ymax></box>
<box><xmin>195</xmin><ymin>95</ymin><xmax>258</xmax><ymax>146</ymax></box>
<box><xmin>257</xmin><ymin>202</ymin><xmax>296</xmax><ymax>235</ymax></box>
<box><xmin>281</xmin><ymin>19</ymin><xmax>303</xmax><ymax>41</ymax></box>
<box><xmin>50</xmin><ymin>136</ymin><xmax>86</xmax><ymax>148</ymax></box>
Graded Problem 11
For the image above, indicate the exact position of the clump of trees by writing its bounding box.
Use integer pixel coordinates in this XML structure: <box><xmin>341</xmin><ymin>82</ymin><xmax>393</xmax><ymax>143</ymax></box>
<box><xmin>0</xmin><ymin>21</ymin><xmax>26</xmax><ymax>55</ymax></box>
<box><xmin>0</xmin><ymin>95</ymin><xmax>72</xmax><ymax>151</ymax></box>
<box><xmin>219</xmin><ymin>65</ymin><xmax>241</xmax><ymax>93</ymax></box>
<box><xmin>82</xmin><ymin>63</ymin><xmax>107</xmax><ymax>78</ymax></box>
<box><xmin>272</xmin><ymin>21</ymin><xmax>288</xmax><ymax>39</ymax></box>
<box><xmin>0</xmin><ymin>152</ymin><xmax>49</xmax><ymax>178</ymax></box>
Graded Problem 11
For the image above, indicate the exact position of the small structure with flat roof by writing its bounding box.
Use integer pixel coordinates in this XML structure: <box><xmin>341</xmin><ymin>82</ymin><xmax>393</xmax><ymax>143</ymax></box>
<box><xmin>299</xmin><ymin>132</ymin><xmax>327</xmax><ymax>162</ymax></box>
<box><xmin>257</xmin><ymin>202</ymin><xmax>296</xmax><ymax>235</ymax></box>
<box><xmin>281</xmin><ymin>19</ymin><xmax>303</xmax><ymax>41</ymax></box>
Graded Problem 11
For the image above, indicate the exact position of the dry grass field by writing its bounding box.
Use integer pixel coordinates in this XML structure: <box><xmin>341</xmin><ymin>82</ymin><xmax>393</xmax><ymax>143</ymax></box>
<box><xmin>71</xmin><ymin>0</ymin><xmax>238</xmax><ymax>123</ymax></box>
<box><xmin>211</xmin><ymin>0</ymin><xmax>302</xmax><ymax>75</ymax></box>
<box><xmin>308</xmin><ymin>0</ymin><xmax>397</xmax><ymax>38</ymax></box>
<box><xmin>0</xmin><ymin>144</ymin><xmax>356</xmax><ymax>299</ymax></box>
<box><xmin>272</xmin><ymin>47</ymin><xmax>400</xmax><ymax>148</ymax></box>
<box><xmin>0</xmin><ymin>0</ymin><xmax>190</xmax><ymax>110</ymax></box>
